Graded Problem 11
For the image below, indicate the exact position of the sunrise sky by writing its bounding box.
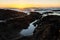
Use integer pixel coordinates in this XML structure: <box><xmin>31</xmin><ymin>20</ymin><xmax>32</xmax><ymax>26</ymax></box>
<box><xmin>0</xmin><ymin>0</ymin><xmax>60</xmax><ymax>8</ymax></box>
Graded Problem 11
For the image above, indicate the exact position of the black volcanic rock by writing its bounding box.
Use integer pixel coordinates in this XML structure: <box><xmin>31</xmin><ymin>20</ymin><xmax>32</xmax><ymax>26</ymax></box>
<box><xmin>0</xmin><ymin>9</ymin><xmax>41</xmax><ymax>40</ymax></box>
<box><xmin>0</xmin><ymin>9</ymin><xmax>27</xmax><ymax>20</ymax></box>
<box><xmin>30</xmin><ymin>12</ymin><xmax>42</xmax><ymax>19</ymax></box>
<box><xmin>33</xmin><ymin>15</ymin><xmax>60</xmax><ymax>40</ymax></box>
<box><xmin>42</xmin><ymin>11</ymin><xmax>53</xmax><ymax>14</ymax></box>
<box><xmin>0</xmin><ymin>9</ymin><xmax>28</xmax><ymax>40</ymax></box>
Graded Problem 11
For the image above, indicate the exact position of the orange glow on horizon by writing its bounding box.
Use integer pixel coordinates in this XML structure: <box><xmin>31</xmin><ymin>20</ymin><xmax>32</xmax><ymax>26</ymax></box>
<box><xmin>0</xmin><ymin>4</ymin><xmax>60</xmax><ymax>8</ymax></box>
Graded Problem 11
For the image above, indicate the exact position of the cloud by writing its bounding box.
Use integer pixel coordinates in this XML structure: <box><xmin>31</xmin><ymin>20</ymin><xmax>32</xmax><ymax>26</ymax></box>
<box><xmin>0</xmin><ymin>0</ymin><xmax>60</xmax><ymax>8</ymax></box>
<box><xmin>0</xmin><ymin>0</ymin><xmax>60</xmax><ymax>4</ymax></box>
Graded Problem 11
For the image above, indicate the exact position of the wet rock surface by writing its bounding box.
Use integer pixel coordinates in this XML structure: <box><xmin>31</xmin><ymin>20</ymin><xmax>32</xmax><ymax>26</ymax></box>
<box><xmin>33</xmin><ymin>15</ymin><xmax>60</xmax><ymax>40</ymax></box>
<box><xmin>0</xmin><ymin>9</ymin><xmax>41</xmax><ymax>40</ymax></box>
<box><xmin>0</xmin><ymin>9</ymin><xmax>60</xmax><ymax>40</ymax></box>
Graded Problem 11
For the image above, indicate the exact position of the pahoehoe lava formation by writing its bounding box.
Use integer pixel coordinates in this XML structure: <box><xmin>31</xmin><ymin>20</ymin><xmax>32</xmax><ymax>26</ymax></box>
<box><xmin>0</xmin><ymin>9</ymin><xmax>60</xmax><ymax>40</ymax></box>
<box><xmin>33</xmin><ymin>13</ymin><xmax>60</xmax><ymax>40</ymax></box>
<box><xmin>0</xmin><ymin>9</ymin><xmax>41</xmax><ymax>40</ymax></box>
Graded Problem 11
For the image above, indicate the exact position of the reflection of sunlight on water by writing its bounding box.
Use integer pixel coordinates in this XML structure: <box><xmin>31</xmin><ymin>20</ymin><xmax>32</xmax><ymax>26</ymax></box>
<box><xmin>20</xmin><ymin>12</ymin><xmax>60</xmax><ymax>36</ymax></box>
<box><xmin>20</xmin><ymin>20</ymin><xmax>37</xmax><ymax>36</ymax></box>
<box><xmin>42</xmin><ymin>12</ymin><xmax>60</xmax><ymax>17</ymax></box>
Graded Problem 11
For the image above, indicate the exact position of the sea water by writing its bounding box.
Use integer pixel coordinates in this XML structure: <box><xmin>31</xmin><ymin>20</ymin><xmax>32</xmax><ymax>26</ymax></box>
<box><xmin>20</xmin><ymin>20</ymin><xmax>37</xmax><ymax>36</ymax></box>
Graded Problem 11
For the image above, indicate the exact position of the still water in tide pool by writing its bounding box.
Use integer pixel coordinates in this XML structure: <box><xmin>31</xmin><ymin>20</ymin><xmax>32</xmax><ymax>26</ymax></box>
<box><xmin>20</xmin><ymin>12</ymin><xmax>59</xmax><ymax>36</ymax></box>
<box><xmin>20</xmin><ymin>20</ymin><xmax>37</xmax><ymax>36</ymax></box>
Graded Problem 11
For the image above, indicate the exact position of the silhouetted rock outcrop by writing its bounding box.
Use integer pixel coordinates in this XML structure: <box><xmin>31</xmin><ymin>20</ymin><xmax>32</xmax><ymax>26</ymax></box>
<box><xmin>52</xmin><ymin>9</ymin><xmax>60</xmax><ymax>12</ymax></box>
<box><xmin>42</xmin><ymin>11</ymin><xmax>53</xmax><ymax>15</ymax></box>
<box><xmin>30</xmin><ymin>12</ymin><xmax>42</xmax><ymax>26</ymax></box>
<box><xmin>33</xmin><ymin>15</ymin><xmax>60</xmax><ymax>40</ymax></box>
<box><xmin>0</xmin><ymin>9</ymin><xmax>41</xmax><ymax>40</ymax></box>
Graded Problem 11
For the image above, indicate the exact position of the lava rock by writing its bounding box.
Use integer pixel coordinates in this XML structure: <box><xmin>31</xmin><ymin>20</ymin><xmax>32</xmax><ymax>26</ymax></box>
<box><xmin>33</xmin><ymin>15</ymin><xmax>60</xmax><ymax>40</ymax></box>
<box><xmin>0</xmin><ymin>9</ymin><xmax>41</xmax><ymax>40</ymax></box>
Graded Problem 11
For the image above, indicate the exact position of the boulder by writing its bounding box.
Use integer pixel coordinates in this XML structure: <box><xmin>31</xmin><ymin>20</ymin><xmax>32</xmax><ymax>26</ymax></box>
<box><xmin>33</xmin><ymin>15</ymin><xmax>60</xmax><ymax>40</ymax></box>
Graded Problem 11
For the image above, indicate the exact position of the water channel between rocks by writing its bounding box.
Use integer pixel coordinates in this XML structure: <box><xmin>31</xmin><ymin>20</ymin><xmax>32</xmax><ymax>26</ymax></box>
<box><xmin>20</xmin><ymin>20</ymin><xmax>37</xmax><ymax>36</ymax></box>
<box><xmin>20</xmin><ymin>12</ymin><xmax>59</xmax><ymax>36</ymax></box>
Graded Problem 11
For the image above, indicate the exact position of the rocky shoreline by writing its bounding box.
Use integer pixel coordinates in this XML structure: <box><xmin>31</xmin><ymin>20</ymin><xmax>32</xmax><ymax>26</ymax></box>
<box><xmin>0</xmin><ymin>9</ymin><xmax>60</xmax><ymax>40</ymax></box>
